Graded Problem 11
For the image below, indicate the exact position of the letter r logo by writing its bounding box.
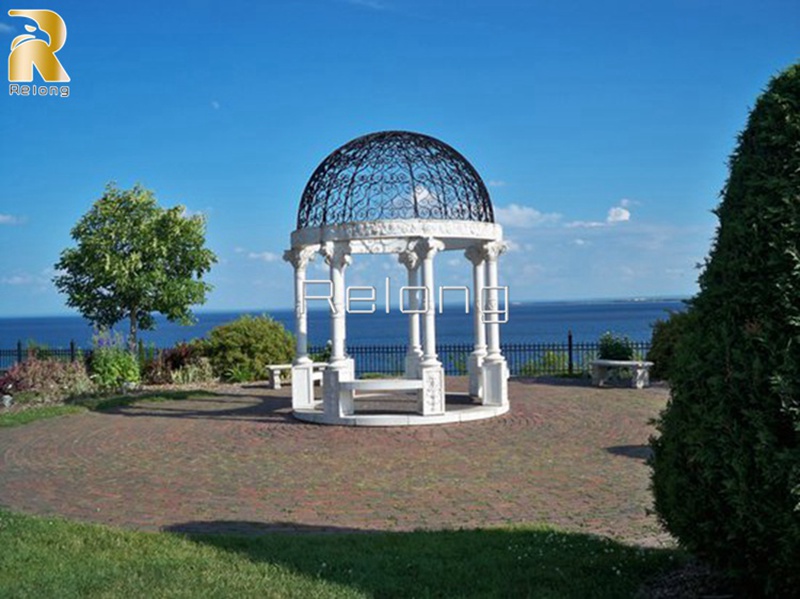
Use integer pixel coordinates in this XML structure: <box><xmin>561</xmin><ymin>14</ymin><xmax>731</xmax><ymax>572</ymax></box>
<box><xmin>8</xmin><ymin>9</ymin><xmax>70</xmax><ymax>82</ymax></box>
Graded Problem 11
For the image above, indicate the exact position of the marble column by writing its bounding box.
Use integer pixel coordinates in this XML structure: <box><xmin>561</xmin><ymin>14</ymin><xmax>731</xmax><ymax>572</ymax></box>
<box><xmin>416</xmin><ymin>237</ymin><xmax>446</xmax><ymax>415</ymax></box>
<box><xmin>283</xmin><ymin>245</ymin><xmax>318</xmax><ymax>410</ymax></box>
<box><xmin>481</xmin><ymin>240</ymin><xmax>509</xmax><ymax>407</ymax></box>
<box><xmin>398</xmin><ymin>245</ymin><xmax>423</xmax><ymax>379</ymax></box>
<box><xmin>465</xmin><ymin>245</ymin><xmax>487</xmax><ymax>398</ymax></box>
<box><xmin>320</xmin><ymin>241</ymin><xmax>354</xmax><ymax>417</ymax></box>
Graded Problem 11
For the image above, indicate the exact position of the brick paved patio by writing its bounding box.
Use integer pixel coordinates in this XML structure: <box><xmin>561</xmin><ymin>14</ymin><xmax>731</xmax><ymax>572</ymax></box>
<box><xmin>0</xmin><ymin>377</ymin><xmax>672</xmax><ymax>546</ymax></box>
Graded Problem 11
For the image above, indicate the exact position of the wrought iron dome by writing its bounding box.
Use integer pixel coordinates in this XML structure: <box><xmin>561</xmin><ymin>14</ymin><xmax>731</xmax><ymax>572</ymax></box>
<box><xmin>297</xmin><ymin>131</ymin><xmax>494</xmax><ymax>229</ymax></box>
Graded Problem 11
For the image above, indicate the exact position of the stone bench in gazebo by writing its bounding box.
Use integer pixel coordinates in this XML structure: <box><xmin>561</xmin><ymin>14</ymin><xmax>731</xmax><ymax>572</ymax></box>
<box><xmin>282</xmin><ymin>131</ymin><xmax>510</xmax><ymax>426</ymax></box>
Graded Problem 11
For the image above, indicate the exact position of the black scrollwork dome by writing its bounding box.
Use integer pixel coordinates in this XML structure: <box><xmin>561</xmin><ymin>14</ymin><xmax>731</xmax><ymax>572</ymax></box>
<box><xmin>297</xmin><ymin>131</ymin><xmax>494</xmax><ymax>229</ymax></box>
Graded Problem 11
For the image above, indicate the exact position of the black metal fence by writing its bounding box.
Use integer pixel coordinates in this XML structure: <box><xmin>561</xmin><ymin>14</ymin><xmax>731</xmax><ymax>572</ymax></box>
<box><xmin>309</xmin><ymin>335</ymin><xmax>651</xmax><ymax>377</ymax></box>
<box><xmin>0</xmin><ymin>341</ymin><xmax>86</xmax><ymax>372</ymax></box>
<box><xmin>1</xmin><ymin>335</ymin><xmax>651</xmax><ymax>378</ymax></box>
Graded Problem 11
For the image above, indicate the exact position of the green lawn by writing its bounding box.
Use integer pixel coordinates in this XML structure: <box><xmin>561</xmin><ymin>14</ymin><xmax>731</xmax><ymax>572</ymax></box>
<box><xmin>0</xmin><ymin>390</ymin><xmax>217</xmax><ymax>429</ymax></box>
<box><xmin>0</xmin><ymin>405</ymin><xmax>85</xmax><ymax>428</ymax></box>
<box><xmin>0</xmin><ymin>509</ymin><xmax>682</xmax><ymax>598</ymax></box>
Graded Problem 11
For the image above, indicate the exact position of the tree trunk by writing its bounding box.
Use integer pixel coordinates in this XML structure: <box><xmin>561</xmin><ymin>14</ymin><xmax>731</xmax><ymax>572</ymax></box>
<box><xmin>128</xmin><ymin>311</ymin><xmax>138</xmax><ymax>355</ymax></box>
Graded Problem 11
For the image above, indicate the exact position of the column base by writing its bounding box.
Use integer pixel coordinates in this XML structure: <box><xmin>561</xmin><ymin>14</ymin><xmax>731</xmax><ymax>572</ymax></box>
<box><xmin>323</xmin><ymin>366</ymin><xmax>355</xmax><ymax>420</ymax></box>
<box><xmin>404</xmin><ymin>352</ymin><xmax>422</xmax><ymax>379</ymax></box>
<box><xmin>481</xmin><ymin>358</ymin><xmax>509</xmax><ymax>407</ymax></box>
<box><xmin>418</xmin><ymin>365</ymin><xmax>445</xmax><ymax>415</ymax></box>
<box><xmin>291</xmin><ymin>363</ymin><xmax>316</xmax><ymax>410</ymax></box>
<box><xmin>467</xmin><ymin>351</ymin><xmax>486</xmax><ymax>398</ymax></box>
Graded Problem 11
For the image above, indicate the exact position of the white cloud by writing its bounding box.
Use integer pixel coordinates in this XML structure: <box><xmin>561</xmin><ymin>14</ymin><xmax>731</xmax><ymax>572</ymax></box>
<box><xmin>607</xmin><ymin>206</ymin><xmax>631</xmax><ymax>223</ymax></box>
<box><xmin>487</xmin><ymin>180</ymin><xmax>507</xmax><ymax>188</ymax></box>
<box><xmin>0</xmin><ymin>23</ymin><xmax>14</xmax><ymax>35</ymax></box>
<box><xmin>0</xmin><ymin>214</ymin><xmax>23</xmax><ymax>225</ymax></box>
<box><xmin>181</xmin><ymin>206</ymin><xmax>207</xmax><ymax>219</ymax></box>
<box><xmin>1</xmin><ymin>274</ymin><xmax>34</xmax><ymax>286</ymax></box>
<box><xmin>248</xmin><ymin>251</ymin><xmax>279</xmax><ymax>263</ymax></box>
<box><xmin>494</xmin><ymin>203</ymin><xmax>561</xmax><ymax>228</ymax></box>
<box><xmin>573</xmin><ymin>238</ymin><xmax>588</xmax><ymax>247</ymax></box>
<box><xmin>565</xmin><ymin>220</ymin><xmax>605</xmax><ymax>229</ymax></box>
<box><xmin>234</xmin><ymin>247</ymin><xmax>245</xmax><ymax>254</ymax></box>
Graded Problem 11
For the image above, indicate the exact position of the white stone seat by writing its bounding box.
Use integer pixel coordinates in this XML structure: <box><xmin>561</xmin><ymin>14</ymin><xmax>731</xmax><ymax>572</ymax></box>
<box><xmin>267</xmin><ymin>362</ymin><xmax>326</xmax><ymax>389</ymax></box>
<box><xmin>590</xmin><ymin>359</ymin><xmax>654</xmax><ymax>389</ymax></box>
<box><xmin>339</xmin><ymin>379</ymin><xmax>424</xmax><ymax>392</ymax></box>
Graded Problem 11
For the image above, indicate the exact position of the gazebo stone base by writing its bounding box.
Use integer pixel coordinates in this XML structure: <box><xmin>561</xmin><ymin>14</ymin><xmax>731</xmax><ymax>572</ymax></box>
<box><xmin>293</xmin><ymin>402</ymin><xmax>509</xmax><ymax>427</ymax></box>
<box><xmin>291</xmin><ymin>363</ymin><xmax>316</xmax><ymax>410</ymax></box>
<box><xmin>467</xmin><ymin>352</ymin><xmax>485</xmax><ymax>398</ymax></box>
<box><xmin>482</xmin><ymin>359</ymin><xmax>509</xmax><ymax>407</ymax></box>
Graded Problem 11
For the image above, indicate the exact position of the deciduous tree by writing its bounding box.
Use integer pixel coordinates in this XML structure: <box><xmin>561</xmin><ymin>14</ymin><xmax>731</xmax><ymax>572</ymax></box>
<box><xmin>54</xmin><ymin>183</ymin><xmax>217</xmax><ymax>352</ymax></box>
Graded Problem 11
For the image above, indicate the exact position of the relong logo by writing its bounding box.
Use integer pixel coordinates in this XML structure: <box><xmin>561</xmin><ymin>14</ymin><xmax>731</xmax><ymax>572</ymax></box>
<box><xmin>8</xmin><ymin>8</ymin><xmax>70</xmax><ymax>97</ymax></box>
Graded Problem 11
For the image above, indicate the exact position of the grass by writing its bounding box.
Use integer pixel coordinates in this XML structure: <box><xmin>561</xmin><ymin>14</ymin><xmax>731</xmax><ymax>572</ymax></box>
<box><xmin>0</xmin><ymin>389</ymin><xmax>218</xmax><ymax>428</ymax></box>
<box><xmin>0</xmin><ymin>405</ymin><xmax>85</xmax><ymax>428</ymax></box>
<box><xmin>0</xmin><ymin>508</ymin><xmax>684</xmax><ymax>598</ymax></box>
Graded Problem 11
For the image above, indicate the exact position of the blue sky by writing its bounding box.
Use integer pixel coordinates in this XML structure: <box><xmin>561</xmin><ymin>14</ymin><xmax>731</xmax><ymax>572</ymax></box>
<box><xmin>0</xmin><ymin>0</ymin><xmax>797</xmax><ymax>317</ymax></box>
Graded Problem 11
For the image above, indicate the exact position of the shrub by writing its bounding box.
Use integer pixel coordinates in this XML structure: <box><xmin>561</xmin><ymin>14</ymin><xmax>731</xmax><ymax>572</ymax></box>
<box><xmin>89</xmin><ymin>330</ymin><xmax>140</xmax><ymax>391</ymax></box>
<box><xmin>142</xmin><ymin>342</ymin><xmax>216</xmax><ymax>385</ymax></box>
<box><xmin>650</xmin><ymin>62</ymin><xmax>800</xmax><ymax>595</ymax></box>
<box><xmin>519</xmin><ymin>351</ymin><xmax>569</xmax><ymax>376</ymax></box>
<box><xmin>205</xmin><ymin>315</ymin><xmax>294</xmax><ymax>382</ymax></box>
<box><xmin>0</xmin><ymin>357</ymin><xmax>94</xmax><ymax>404</ymax></box>
<box><xmin>173</xmin><ymin>358</ymin><xmax>214</xmax><ymax>385</ymax></box>
<box><xmin>142</xmin><ymin>353</ymin><xmax>173</xmax><ymax>385</ymax></box>
<box><xmin>597</xmin><ymin>332</ymin><xmax>633</xmax><ymax>361</ymax></box>
<box><xmin>647</xmin><ymin>310</ymin><xmax>692</xmax><ymax>381</ymax></box>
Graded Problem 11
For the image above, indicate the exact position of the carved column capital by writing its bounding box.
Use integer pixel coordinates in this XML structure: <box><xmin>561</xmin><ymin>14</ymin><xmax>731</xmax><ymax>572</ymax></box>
<box><xmin>398</xmin><ymin>245</ymin><xmax>420</xmax><ymax>271</ymax></box>
<box><xmin>283</xmin><ymin>246</ymin><xmax>318</xmax><ymax>270</ymax></box>
<box><xmin>483</xmin><ymin>240</ymin><xmax>508</xmax><ymax>261</ymax></box>
<box><xmin>321</xmin><ymin>241</ymin><xmax>352</xmax><ymax>269</ymax></box>
<box><xmin>416</xmin><ymin>237</ymin><xmax>445</xmax><ymax>261</ymax></box>
<box><xmin>464</xmin><ymin>244</ymin><xmax>486</xmax><ymax>267</ymax></box>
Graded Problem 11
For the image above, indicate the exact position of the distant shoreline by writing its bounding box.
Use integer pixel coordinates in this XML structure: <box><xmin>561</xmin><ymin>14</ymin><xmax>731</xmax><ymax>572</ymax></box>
<box><xmin>1</xmin><ymin>296</ymin><xmax>691</xmax><ymax>321</ymax></box>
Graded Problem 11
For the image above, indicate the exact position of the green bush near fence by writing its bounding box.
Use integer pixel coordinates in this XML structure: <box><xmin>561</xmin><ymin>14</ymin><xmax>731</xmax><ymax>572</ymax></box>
<box><xmin>519</xmin><ymin>350</ymin><xmax>570</xmax><ymax>376</ymax></box>
<box><xmin>597</xmin><ymin>332</ymin><xmax>634</xmax><ymax>361</ymax></box>
<box><xmin>203</xmin><ymin>315</ymin><xmax>295</xmax><ymax>382</ymax></box>
<box><xmin>89</xmin><ymin>330</ymin><xmax>140</xmax><ymax>391</ymax></box>
<box><xmin>647</xmin><ymin>310</ymin><xmax>691</xmax><ymax>381</ymax></box>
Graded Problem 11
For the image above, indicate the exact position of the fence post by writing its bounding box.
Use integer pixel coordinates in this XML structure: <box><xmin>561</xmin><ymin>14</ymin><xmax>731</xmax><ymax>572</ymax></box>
<box><xmin>70</xmin><ymin>340</ymin><xmax>76</xmax><ymax>363</ymax></box>
<box><xmin>16</xmin><ymin>340</ymin><xmax>23</xmax><ymax>365</ymax></box>
<box><xmin>568</xmin><ymin>330</ymin><xmax>574</xmax><ymax>375</ymax></box>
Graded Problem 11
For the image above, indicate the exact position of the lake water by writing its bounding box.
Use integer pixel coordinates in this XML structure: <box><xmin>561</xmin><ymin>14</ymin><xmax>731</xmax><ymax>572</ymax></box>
<box><xmin>0</xmin><ymin>299</ymin><xmax>686</xmax><ymax>350</ymax></box>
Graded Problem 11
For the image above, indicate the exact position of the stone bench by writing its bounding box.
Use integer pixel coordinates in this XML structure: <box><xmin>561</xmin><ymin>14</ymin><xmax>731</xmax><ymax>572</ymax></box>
<box><xmin>590</xmin><ymin>359</ymin><xmax>654</xmax><ymax>389</ymax></box>
<box><xmin>336</xmin><ymin>378</ymin><xmax>425</xmax><ymax>416</ymax></box>
<box><xmin>267</xmin><ymin>362</ymin><xmax>327</xmax><ymax>390</ymax></box>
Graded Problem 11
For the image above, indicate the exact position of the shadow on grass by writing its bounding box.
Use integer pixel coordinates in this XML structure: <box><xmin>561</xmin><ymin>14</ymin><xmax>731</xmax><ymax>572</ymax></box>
<box><xmin>70</xmin><ymin>390</ymin><xmax>296</xmax><ymax>424</ymax></box>
<box><xmin>162</xmin><ymin>520</ymin><xmax>684</xmax><ymax>598</ymax></box>
<box><xmin>606</xmin><ymin>445</ymin><xmax>654</xmax><ymax>461</ymax></box>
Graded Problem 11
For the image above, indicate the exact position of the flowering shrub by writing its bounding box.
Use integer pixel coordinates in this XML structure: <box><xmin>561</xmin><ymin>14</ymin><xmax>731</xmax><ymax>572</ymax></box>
<box><xmin>142</xmin><ymin>342</ymin><xmax>216</xmax><ymax>385</ymax></box>
<box><xmin>89</xmin><ymin>330</ymin><xmax>140</xmax><ymax>390</ymax></box>
<box><xmin>0</xmin><ymin>357</ymin><xmax>94</xmax><ymax>404</ymax></box>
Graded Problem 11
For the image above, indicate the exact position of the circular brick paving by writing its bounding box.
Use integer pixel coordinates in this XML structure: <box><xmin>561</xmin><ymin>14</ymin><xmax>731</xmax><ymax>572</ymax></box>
<box><xmin>0</xmin><ymin>377</ymin><xmax>673</xmax><ymax>546</ymax></box>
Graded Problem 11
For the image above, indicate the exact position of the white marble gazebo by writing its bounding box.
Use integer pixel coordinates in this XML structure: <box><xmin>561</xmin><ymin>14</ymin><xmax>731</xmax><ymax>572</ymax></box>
<box><xmin>283</xmin><ymin>131</ymin><xmax>508</xmax><ymax>426</ymax></box>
